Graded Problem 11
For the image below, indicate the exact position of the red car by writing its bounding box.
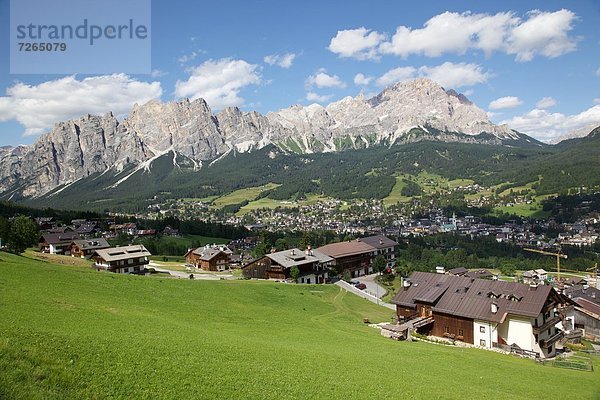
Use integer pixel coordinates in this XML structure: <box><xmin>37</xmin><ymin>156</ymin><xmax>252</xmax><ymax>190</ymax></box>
<box><xmin>354</xmin><ymin>283</ymin><xmax>367</xmax><ymax>290</ymax></box>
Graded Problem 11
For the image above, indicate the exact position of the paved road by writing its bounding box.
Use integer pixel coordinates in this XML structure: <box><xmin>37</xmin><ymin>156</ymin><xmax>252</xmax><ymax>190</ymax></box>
<box><xmin>356</xmin><ymin>273</ymin><xmax>388</xmax><ymax>299</ymax></box>
<box><xmin>334</xmin><ymin>280</ymin><xmax>396</xmax><ymax>310</ymax></box>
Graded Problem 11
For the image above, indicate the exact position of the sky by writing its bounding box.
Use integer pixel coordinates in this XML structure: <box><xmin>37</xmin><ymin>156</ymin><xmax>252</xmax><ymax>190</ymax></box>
<box><xmin>0</xmin><ymin>0</ymin><xmax>599</xmax><ymax>146</ymax></box>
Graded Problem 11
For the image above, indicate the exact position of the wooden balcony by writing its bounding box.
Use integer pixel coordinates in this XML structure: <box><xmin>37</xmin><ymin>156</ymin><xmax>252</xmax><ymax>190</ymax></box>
<box><xmin>533</xmin><ymin>314</ymin><xmax>561</xmax><ymax>334</ymax></box>
<box><xmin>540</xmin><ymin>330</ymin><xmax>563</xmax><ymax>348</ymax></box>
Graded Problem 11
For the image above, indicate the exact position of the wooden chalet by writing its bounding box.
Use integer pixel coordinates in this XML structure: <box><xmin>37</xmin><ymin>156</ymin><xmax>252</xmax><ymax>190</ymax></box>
<box><xmin>91</xmin><ymin>245</ymin><xmax>151</xmax><ymax>274</ymax></box>
<box><xmin>392</xmin><ymin>272</ymin><xmax>575</xmax><ymax>358</ymax></box>
<box><xmin>564</xmin><ymin>285</ymin><xmax>600</xmax><ymax>340</ymax></box>
<box><xmin>242</xmin><ymin>248</ymin><xmax>332</xmax><ymax>284</ymax></box>
<box><xmin>316</xmin><ymin>235</ymin><xmax>398</xmax><ymax>277</ymax></box>
<box><xmin>316</xmin><ymin>240</ymin><xmax>374</xmax><ymax>278</ymax></box>
<box><xmin>70</xmin><ymin>238</ymin><xmax>110</xmax><ymax>258</ymax></box>
<box><xmin>359</xmin><ymin>235</ymin><xmax>398</xmax><ymax>269</ymax></box>
<box><xmin>39</xmin><ymin>232</ymin><xmax>80</xmax><ymax>254</ymax></box>
<box><xmin>185</xmin><ymin>245</ymin><xmax>233</xmax><ymax>271</ymax></box>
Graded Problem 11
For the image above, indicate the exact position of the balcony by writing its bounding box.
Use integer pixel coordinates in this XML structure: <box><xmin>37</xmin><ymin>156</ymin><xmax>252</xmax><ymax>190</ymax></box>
<box><xmin>533</xmin><ymin>314</ymin><xmax>561</xmax><ymax>334</ymax></box>
<box><xmin>540</xmin><ymin>330</ymin><xmax>563</xmax><ymax>348</ymax></box>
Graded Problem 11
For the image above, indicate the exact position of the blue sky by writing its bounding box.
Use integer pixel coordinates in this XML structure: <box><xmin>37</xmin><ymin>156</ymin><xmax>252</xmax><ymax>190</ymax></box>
<box><xmin>1</xmin><ymin>0</ymin><xmax>599</xmax><ymax>146</ymax></box>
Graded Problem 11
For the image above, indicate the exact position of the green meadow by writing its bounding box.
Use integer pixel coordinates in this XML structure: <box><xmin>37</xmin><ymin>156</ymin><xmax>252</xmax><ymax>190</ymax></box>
<box><xmin>1</xmin><ymin>251</ymin><xmax>599</xmax><ymax>399</ymax></box>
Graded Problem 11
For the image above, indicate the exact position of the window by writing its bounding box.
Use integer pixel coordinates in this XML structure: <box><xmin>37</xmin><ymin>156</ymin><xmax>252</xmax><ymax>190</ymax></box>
<box><xmin>547</xmin><ymin>328</ymin><xmax>551</xmax><ymax>335</ymax></box>
<box><xmin>480</xmin><ymin>339</ymin><xmax>486</xmax><ymax>347</ymax></box>
<box><xmin>458</xmin><ymin>329</ymin><xmax>464</xmax><ymax>336</ymax></box>
<box><xmin>480</xmin><ymin>326</ymin><xmax>486</xmax><ymax>333</ymax></box>
<box><xmin>444</xmin><ymin>326</ymin><xmax>450</xmax><ymax>333</ymax></box>
<box><xmin>548</xmin><ymin>345</ymin><xmax>553</xmax><ymax>353</ymax></box>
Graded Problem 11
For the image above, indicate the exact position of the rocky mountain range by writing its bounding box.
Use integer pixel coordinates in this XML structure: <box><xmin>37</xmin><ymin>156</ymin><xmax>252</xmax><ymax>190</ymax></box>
<box><xmin>0</xmin><ymin>78</ymin><xmax>534</xmax><ymax>199</ymax></box>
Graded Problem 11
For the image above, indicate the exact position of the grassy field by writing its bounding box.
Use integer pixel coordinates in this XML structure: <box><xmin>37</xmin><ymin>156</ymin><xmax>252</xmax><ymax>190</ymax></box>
<box><xmin>211</xmin><ymin>183</ymin><xmax>280</xmax><ymax>209</ymax></box>
<box><xmin>236</xmin><ymin>194</ymin><xmax>329</xmax><ymax>216</ymax></box>
<box><xmin>384</xmin><ymin>172</ymin><xmax>477</xmax><ymax>206</ymax></box>
<box><xmin>383</xmin><ymin>175</ymin><xmax>411</xmax><ymax>206</ymax></box>
<box><xmin>1</xmin><ymin>252</ymin><xmax>599</xmax><ymax>399</ymax></box>
<box><xmin>154</xmin><ymin>234</ymin><xmax>229</xmax><ymax>247</ymax></box>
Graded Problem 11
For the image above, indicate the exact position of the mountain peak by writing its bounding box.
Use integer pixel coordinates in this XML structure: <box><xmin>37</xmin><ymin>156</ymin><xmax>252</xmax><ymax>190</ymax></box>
<box><xmin>1</xmin><ymin>78</ymin><xmax>526</xmax><ymax>199</ymax></box>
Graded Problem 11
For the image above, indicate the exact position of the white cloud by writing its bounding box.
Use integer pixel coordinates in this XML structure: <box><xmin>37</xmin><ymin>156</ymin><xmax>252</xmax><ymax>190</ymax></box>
<box><xmin>306</xmin><ymin>92</ymin><xmax>333</xmax><ymax>103</ymax></box>
<box><xmin>264</xmin><ymin>52</ymin><xmax>296</xmax><ymax>68</ymax></box>
<box><xmin>151</xmin><ymin>69</ymin><xmax>168</xmax><ymax>78</ymax></box>
<box><xmin>0</xmin><ymin>74</ymin><xmax>161</xmax><ymax>136</ymax></box>
<box><xmin>594</xmin><ymin>98</ymin><xmax>600</xmax><ymax>104</ymax></box>
<box><xmin>596</xmin><ymin>67</ymin><xmax>600</xmax><ymax>77</ymax></box>
<box><xmin>501</xmin><ymin>105</ymin><xmax>600</xmax><ymax>142</ymax></box>
<box><xmin>375</xmin><ymin>67</ymin><xmax>417</xmax><ymax>87</ymax></box>
<box><xmin>507</xmin><ymin>9</ymin><xmax>578</xmax><ymax>62</ymax></box>
<box><xmin>373</xmin><ymin>10</ymin><xmax>578</xmax><ymax>61</ymax></box>
<box><xmin>354</xmin><ymin>73</ymin><xmax>373</xmax><ymax>86</ymax></box>
<box><xmin>328</xmin><ymin>27</ymin><xmax>385</xmax><ymax>60</ymax></box>
<box><xmin>535</xmin><ymin>97</ymin><xmax>557</xmax><ymax>109</ymax></box>
<box><xmin>305</xmin><ymin>69</ymin><xmax>346</xmax><ymax>89</ymax></box>
<box><xmin>418</xmin><ymin>62</ymin><xmax>490</xmax><ymax>88</ymax></box>
<box><xmin>489</xmin><ymin>96</ymin><xmax>523</xmax><ymax>110</ymax></box>
<box><xmin>174</xmin><ymin>58</ymin><xmax>261</xmax><ymax>110</ymax></box>
<box><xmin>178</xmin><ymin>51</ymin><xmax>198</xmax><ymax>64</ymax></box>
<box><xmin>375</xmin><ymin>62</ymin><xmax>489</xmax><ymax>89</ymax></box>
<box><xmin>463</xmin><ymin>89</ymin><xmax>474</xmax><ymax>97</ymax></box>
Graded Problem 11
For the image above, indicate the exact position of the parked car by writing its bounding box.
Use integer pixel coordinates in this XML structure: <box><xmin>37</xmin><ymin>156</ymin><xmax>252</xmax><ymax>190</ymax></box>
<box><xmin>354</xmin><ymin>283</ymin><xmax>367</xmax><ymax>290</ymax></box>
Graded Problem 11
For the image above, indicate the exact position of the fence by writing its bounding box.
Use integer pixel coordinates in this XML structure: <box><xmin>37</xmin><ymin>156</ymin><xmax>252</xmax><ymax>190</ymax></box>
<box><xmin>538</xmin><ymin>355</ymin><xmax>593</xmax><ymax>372</ymax></box>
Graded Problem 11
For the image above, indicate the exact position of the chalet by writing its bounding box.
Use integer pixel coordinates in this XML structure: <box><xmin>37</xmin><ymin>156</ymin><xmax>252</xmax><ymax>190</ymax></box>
<box><xmin>74</xmin><ymin>222</ymin><xmax>101</xmax><ymax>237</ymax></box>
<box><xmin>317</xmin><ymin>240</ymin><xmax>374</xmax><ymax>278</ymax></box>
<box><xmin>91</xmin><ymin>245</ymin><xmax>151</xmax><ymax>274</ymax></box>
<box><xmin>70</xmin><ymin>238</ymin><xmax>110</xmax><ymax>258</ymax></box>
<box><xmin>108</xmin><ymin>223</ymin><xmax>137</xmax><ymax>236</ymax></box>
<box><xmin>522</xmin><ymin>269</ymin><xmax>548</xmax><ymax>285</ymax></box>
<box><xmin>392</xmin><ymin>272</ymin><xmax>574</xmax><ymax>358</ymax></box>
<box><xmin>242</xmin><ymin>247</ymin><xmax>332</xmax><ymax>284</ymax></box>
<box><xmin>447</xmin><ymin>267</ymin><xmax>469</xmax><ymax>276</ymax></box>
<box><xmin>35</xmin><ymin>217</ymin><xmax>55</xmax><ymax>230</ymax></box>
<box><xmin>359</xmin><ymin>235</ymin><xmax>398</xmax><ymax>269</ymax></box>
<box><xmin>565</xmin><ymin>285</ymin><xmax>600</xmax><ymax>340</ymax></box>
<box><xmin>162</xmin><ymin>226</ymin><xmax>180</xmax><ymax>236</ymax></box>
<box><xmin>39</xmin><ymin>232</ymin><xmax>80</xmax><ymax>254</ymax></box>
<box><xmin>464</xmin><ymin>269</ymin><xmax>495</xmax><ymax>280</ymax></box>
<box><xmin>316</xmin><ymin>235</ymin><xmax>397</xmax><ymax>278</ymax></box>
<box><xmin>185</xmin><ymin>245</ymin><xmax>233</xmax><ymax>271</ymax></box>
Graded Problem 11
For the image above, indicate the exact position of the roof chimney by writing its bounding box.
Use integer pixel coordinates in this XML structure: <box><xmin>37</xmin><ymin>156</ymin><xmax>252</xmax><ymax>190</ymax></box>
<box><xmin>491</xmin><ymin>302</ymin><xmax>498</xmax><ymax>314</ymax></box>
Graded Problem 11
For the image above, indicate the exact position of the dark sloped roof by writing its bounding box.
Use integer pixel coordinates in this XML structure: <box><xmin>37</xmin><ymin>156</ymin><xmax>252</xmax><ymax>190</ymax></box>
<box><xmin>565</xmin><ymin>285</ymin><xmax>600</xmax><ymax>306</ymax></box>
<box><xmin>392</xmin><ymin>271</ymin><xmax>556</xmax><ymax>323</ymax></box>
<box><xmin>72</xmin><ymin>238</ymin><xmax>110</xmax><ymax>250</ymax></box>
<box><xmin>359</xmin><ymin>235</ymin><xmax>398</xmax><ymax>249</ymax></box>
<box><xmin>41</xmin><ymin>232</ymin><xmax>80</xmax><ymax>245</ymax></box>
<box><xmin>317</xmin><ymin>240</ymin><xmax>374</xmax><ymax>258</ymax></box>
<box><xmin>447</xmin><ymin>267</ymin><xmax>469</xmax><ymax>276</ymax></box>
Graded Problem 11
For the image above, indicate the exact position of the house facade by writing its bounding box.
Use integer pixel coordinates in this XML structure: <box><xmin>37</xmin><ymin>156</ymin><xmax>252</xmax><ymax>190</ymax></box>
<box><xmin>70</xmin><ymin>238</ymin><xmax>110</xmax><ymax>258</ymax></box>
<box><xmin>242</xmin><ymin>248</ymin><xmax>332</xmax><ymax>284</ymax></box>
<box><xmin>316</xmin><ymin>235</ymin><xmax>398</xmax><ymax>277</ymax></box>
<box><xmin>359</xmin><ymin>235</ymin><xmax>398</xmax><ymax>269</ymax></box>
<box><xmin>185</xmin><ymin>245</ymin><xmax>233</xmax><ymax>271</ymax></box>
<box><xmin>39</xmin><ymin>232</ymin><xmax>80</xmax><ymax>254</ymax></box>
<box><xmin>91</xmin><ymin>245</ymin><xmax>151</xmax><ymax>274</ymax></box>
<box><xmin>393</xmin><ymin>272</ymin><xmax>573</xmax><ymax>358</ymax></box>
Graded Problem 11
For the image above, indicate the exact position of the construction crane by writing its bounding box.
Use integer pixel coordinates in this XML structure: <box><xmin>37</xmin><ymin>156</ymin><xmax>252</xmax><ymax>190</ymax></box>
<box><xmin>523</xmin><ymin>248</ymin><xmax>568</xmax><ymax>282</ymax></box>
